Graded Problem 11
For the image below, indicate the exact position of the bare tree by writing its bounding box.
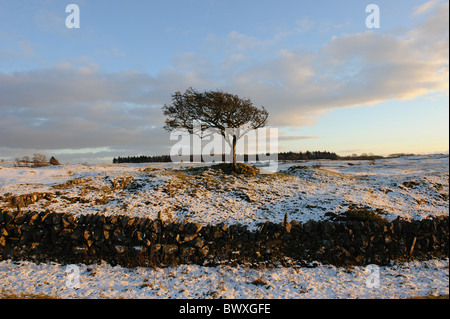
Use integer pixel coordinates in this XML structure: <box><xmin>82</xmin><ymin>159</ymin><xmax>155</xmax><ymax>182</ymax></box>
<box><xmin>32</xmin><ymin>153</ymin><xmax>47</xmax><ymax>167</ymax></box>
<box><xmin>163</xmin><ymin>88</ymin><xmax>269</xmax><ymax>167</ymax></box>
<box><xmin>22</xmin><ymin>156</ymin><xmax>30</xmax><ymax>166</ymax></box>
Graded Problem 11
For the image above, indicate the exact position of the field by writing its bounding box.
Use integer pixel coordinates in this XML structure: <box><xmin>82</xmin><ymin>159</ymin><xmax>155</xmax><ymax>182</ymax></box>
<box><xmin>1</xmin><ymin>154</ymin><xmax>448</xmax><ymax>228</ymax></box>
<box><xmin>0</xmin><ymin>154</ymin><xmax>448</xmax><ymax>299</ymax></box>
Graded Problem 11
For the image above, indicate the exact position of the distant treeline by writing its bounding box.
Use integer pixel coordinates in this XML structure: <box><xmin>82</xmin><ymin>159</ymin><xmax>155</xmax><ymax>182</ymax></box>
<box><xmin>278</xmin><ymin>151</ymin><xmax>339</xmax><ymax>161</ymax></box>
<box><xmin>113</xmin><ymin>151</ymin><xmax>345</xmax><ymax>163</ymax></box>
<box><xmin>113</xmin><ymin>155</ymin><xmax>172</xmax><ymax>163</ymax></box>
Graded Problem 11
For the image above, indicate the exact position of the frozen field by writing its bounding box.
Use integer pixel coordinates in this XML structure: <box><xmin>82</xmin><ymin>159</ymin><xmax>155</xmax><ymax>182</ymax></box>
<box><xmin>0</xmin><ymin>154</ymin><xmax>448</xmax><ymax>230</ymax></box>
<box><xmin>0</xmin><ymin>154</ymin><xmax>448</xmax><ymax>299</ymax></box>
<box><xmin>0</xmin><ymin>259</ymin><xmax>448</xmax><ymax>299</ymax></box>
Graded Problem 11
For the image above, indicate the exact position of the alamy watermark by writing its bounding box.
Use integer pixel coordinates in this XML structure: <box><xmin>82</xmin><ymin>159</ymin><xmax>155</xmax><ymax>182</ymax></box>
<box><xmin>65</xmin><ymin>264</ymin><xmax>80</xmax><ymax>289</ymax></box>
<box><xmin>365</xmin><ymin>264</ymin><xmax>380</xmax><ymax>289</ymax></box>
<box><xmin>64</xmin><ymin>4</ymin><xmax>379</xmax><ymax>30</ymax></box>
<box><xmin>65</xmin><ymin>4</ymin><xmax>80</xmax><ymax>29</ymax></box>
<box><xmin>63</xmin><ymin>4</ymin><xmax>380</xmax><ymax>30</ymax></box>
<box><xmin>169</xmin><ymin>121</ymin><xmax>279</xmax><ymax>174</ymax></box>
<box><xmin>366</xmin><ymin>4</ymin><xmax>380</xmax><ymax>29</ymax></box>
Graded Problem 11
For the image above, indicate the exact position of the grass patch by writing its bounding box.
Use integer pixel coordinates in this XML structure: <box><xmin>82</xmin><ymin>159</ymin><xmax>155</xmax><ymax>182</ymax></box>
<box><xmin>337</xmin><ymin>204</ymin><xmax>389</xmax><ymax>223</ymax></box>
<box><xmin>159</xmin><ymin>170</ymin><xmax>196</xmax><ymax>197</ymax></box>
<box><xmin>409</xmin><ymin>294</ymin><xmax>449</xmax><ymax>299</ymax></box>
<box><xmin>210</xmin><ymin>163</ymin><xmax>259</xmax><ymax>177</ymax></box>
<box><xmin>52</xmin><ymin>178</ymin><xmax>92</xmax><ymax>189</ymax></box>
<box><xmin>250</xmin><ymin>277</ymin><xmax>269</xmax><ymax>287</ymax></box>
<box><xmin>0</xmin><ymin>290</ymin><xmax>57</xmax><ymax>299</ymax></box>
<box><xmin>287</xmin><ymin>165</ymin><xmax>310</xmax><ymax>170</ymax></box>
<box><xmin>181</xmin><ymin>166</ymin><xmax>209</xmax><ymax>175</ymax></box>
<box><xmin>256</xmin><ymin>171</ymin><xmax>292</xmax><ymax>183</ymax></box>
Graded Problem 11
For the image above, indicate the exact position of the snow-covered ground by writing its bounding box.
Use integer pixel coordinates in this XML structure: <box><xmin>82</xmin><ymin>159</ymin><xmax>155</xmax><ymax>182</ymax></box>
<box><xmin>0</xmin><ymin>154</ymin><xmax>448</xmax><ymax>299</ymax></box>
<box><xmin>0</xmin><ymin>258</ymin><xmax>448</xmax><ymax>299</ymax></box>
<box><xmin>0</xmin><ymin>154</ymin><xmax>448</xmax><ymax>230</ymax></box>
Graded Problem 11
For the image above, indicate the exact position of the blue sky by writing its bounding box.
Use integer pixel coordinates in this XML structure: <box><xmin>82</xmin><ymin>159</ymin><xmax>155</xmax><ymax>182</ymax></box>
<box><xmin>0</xmin><ymin>0</ymin><xmax>448</xmax><ymax>162</ymax></box>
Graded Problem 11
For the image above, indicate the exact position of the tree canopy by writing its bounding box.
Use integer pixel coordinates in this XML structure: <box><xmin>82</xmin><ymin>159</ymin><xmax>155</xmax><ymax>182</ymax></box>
<box><xmin>162</xmin><ymin>88</ymin><xmax>269</xmax><ymax>166</ymax></box>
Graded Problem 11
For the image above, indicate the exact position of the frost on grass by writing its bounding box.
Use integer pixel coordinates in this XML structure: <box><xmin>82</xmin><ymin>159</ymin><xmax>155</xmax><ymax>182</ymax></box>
<box><xmin>0</xmin><ymin>154</ymin><xmax>447</xmax><ymax>230</ymax></box>
<box><xmin>0</xmin><ymin>155</ymin><xmax>448</xmax><ymax>300</ymax></box>
<box><xmin>0</xmin><ymin>259</ymin><xmax>448</xmax><ymax>299</ymax></box>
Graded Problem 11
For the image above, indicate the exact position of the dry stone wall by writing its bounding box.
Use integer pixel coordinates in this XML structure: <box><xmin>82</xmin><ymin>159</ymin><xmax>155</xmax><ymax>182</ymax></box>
<box><xmin>0</xmin><ymin>209</ymin><xmax>448</xmax><ymax>267</ymax></box>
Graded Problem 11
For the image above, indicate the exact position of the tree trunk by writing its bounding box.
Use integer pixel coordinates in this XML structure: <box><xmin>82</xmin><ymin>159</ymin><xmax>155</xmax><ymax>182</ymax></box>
<box><xmin>232</xmin><ymin>135</ymin><xmax>237</xmax><ymax>168</ymax></box>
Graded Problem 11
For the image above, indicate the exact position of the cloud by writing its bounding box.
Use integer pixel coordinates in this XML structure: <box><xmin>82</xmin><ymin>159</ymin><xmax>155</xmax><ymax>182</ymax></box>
<box><xmin>294</xmin><ymin>17</ymin><xmax>316</xmax><ymax>33</ymax></box>
<box><xmin>278</xmin><ymin>135</ymin><xmax>317</xmax><ymax>141</ymax></box>
<box><xmin>169</xmin><ymin>52</ymin><xmax>212</xmax><ymax>73</ymax></box>
<box><xmin>228</xmin><ymin>31</ymin><xmax>272</xmax><ymax>51</ymax></box>
<box><xmin>205</xmin><ymin>31</ymin><xmax>273</xmax><ymax>53</ymax></box>
<box><xmin>104</xmin><ymin>47</ymin><xmax>126</xmax><ymax>57</ymax></box>
<box><xmin>412</xmin><ymin>0</ymin><xmax>441</xmax><ymax>17</ymax></box>
<box><xmin>0</xmin><ymin>51</ymin><xmax>228</xmax><ymax>159</ymax></box>
<box><xmin>0</xmin><ymin>63</ymin><xmax>174</xmax><ymax>154</ymax></box>
<box><xmin>0</xmin><ymin>5</ymin><xmax>448</xmax><ymax>161</ymax></box>
<box><xmin>0</xmin><ymin>40</ymin><xmax>39</xmax><ymax>63</ymax></box>
<box><xmin>221</xmin><ymin>54</ymin><xmax>248</xmax><ymax>69</ymax></box>
<box><xmin>221</xmin><ymin>6</ymin><xmax>448</xmax><ymax>127</ymax></box>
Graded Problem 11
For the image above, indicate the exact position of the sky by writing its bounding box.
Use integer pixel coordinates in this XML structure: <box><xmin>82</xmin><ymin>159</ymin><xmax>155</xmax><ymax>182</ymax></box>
<box><xmin>0</xmin><ymin>0</ymin><xmax>448</xmax><ymax>163</ymax></box>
